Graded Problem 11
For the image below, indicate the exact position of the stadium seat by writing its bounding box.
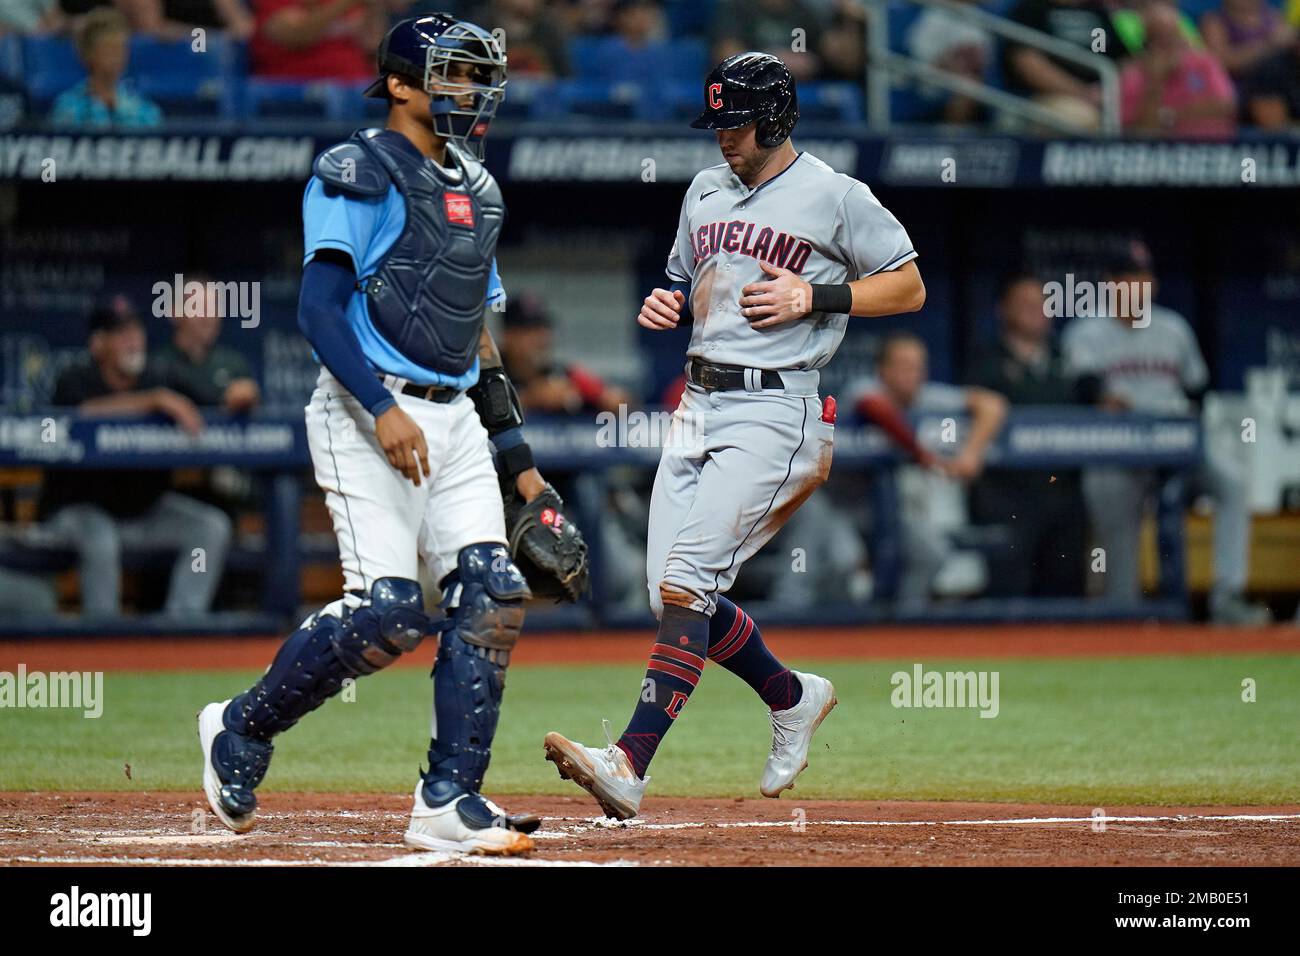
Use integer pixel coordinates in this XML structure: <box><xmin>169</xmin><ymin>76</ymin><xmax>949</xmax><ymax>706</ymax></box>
<box><xmin>799</xmin><ymin>82</ymin><xmax>866</xmax><ymax>124</ymax></box>
<box><xmin>243</xmin><ymin>79</ymin><xmax>371</xmax><ymax>121</ymax></box>
<box><xmin>541</xmin><ymin>78</ymin><xmax>640</xmax><ymax>121</ymax></box>
<box><xmin>566</xmin><ymin>36</ymin><xmax>704</xmax><ymax>87</ymax></box>
<box><xmin>21</xmin><ymin>35</ymin><xmax>82</xmax><ymax>108</ymax></box>
<box><xmin>126</xmin><ymin>36</ymin><xmax>233</xmax><ymax>118</ymax></box>
<box><xmin>663</xmin><ymin>0</ymin><xmax>716</xmax><ymax>39</ymax></box>
<box><xmin>888</xmin><ymin>0</ymin><xmax>925</xmax><ymax>52</ymax></box>
<box><xmin>0</xmin><ymin>34</ymin><xmax>21</xmax><ymax>84</ymax></box>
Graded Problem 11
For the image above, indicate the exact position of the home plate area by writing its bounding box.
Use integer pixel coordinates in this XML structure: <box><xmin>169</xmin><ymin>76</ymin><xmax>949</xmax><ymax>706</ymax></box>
<box><xmin>3</xmin><ymin>793</ymin><xmax>1299</xmax><ymax>866</ymax></box>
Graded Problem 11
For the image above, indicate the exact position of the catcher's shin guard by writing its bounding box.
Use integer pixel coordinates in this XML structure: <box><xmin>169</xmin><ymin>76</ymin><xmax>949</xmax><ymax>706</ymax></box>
<box><xmin>227</xmin><ymin>577</ymin><xmax>440</xmax><ymax>740</ymax></box>
<box><xmin>422</xmin><ymin>543</ymin><xmax>529</xmax><ymax>803</ymax></box>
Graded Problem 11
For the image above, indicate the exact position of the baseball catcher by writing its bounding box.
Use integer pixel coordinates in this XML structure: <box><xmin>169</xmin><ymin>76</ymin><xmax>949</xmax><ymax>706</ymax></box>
<box><xmin>197</xmin><ymin>14</ymin><xmax>587</xmax><ymax>856</ymax></box>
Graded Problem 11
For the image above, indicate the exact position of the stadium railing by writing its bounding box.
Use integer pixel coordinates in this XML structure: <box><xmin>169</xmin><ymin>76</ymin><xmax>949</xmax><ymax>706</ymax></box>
<box><xmin>866</xmin><ymin>0</ymin><xmax>1122</xmax><ymax>134</ymax></box>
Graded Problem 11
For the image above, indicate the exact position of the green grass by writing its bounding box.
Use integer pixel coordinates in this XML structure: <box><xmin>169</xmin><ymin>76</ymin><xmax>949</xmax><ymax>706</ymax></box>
<box><xmin>2</xmin><ymin>655</ymin><xmax>1298</xmax><ymax>805</ymax></box>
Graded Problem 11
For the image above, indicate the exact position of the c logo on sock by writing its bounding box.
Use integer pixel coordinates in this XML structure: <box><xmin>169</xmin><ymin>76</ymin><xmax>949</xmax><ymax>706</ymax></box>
<box><xmin>665</xmin><ymin>691</ymin><xmax>689</xmax><ymax>720</ymax></box>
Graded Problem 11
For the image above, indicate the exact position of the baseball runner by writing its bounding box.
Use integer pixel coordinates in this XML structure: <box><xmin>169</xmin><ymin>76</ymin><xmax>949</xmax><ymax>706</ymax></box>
<box><xmin>543</xmin><ymin>53</ymin><xmax>925</xmax><ymax>818</ymax></box>
<box><xmin>197</xmin><ymin>14</ymin><xmax>589</xmax><ymax>856</ymax></box>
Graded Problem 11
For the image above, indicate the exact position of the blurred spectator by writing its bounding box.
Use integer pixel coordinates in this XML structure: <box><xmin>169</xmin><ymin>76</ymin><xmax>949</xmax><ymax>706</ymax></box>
<box><xmin>560</xmin><ymin>0</ymin><xmax>619</xmax><ymax>36</ymax></box>
<box><xmin>467</xmin><ymin>0</ymin><xmax>569</xmax><ymax>76</ymax></box>
<box><xmin>1238</xmin><ymin>47</ymin><xmax>1300</xmax><ymax>128</ymax></box>
<box><xmin>1120</xmin><ymin>1</ymin><xmax>1236</xmax><ymax>137</ymax></box>
<box><xmin>119</xmin><ymin>0</ymin><xmax>257</xmax><ymax>41</ymax></box>
<box><xmin>249</xmin><ymin>0</ymin><xmax>386</xmax><ymax>81</ymax></box>
<box><xmin>499</xmin><ymin>293</ymin><xmax>632</xmax><ymax>414</ymax></box>
<box><xmin>1061</xmin><ymin>239</ymin><xmax>1269</xmax><ymax>624</ymax></box>
<box><xmin>609</xmin><ymin>0</ymin><xmax>665</xmax><ymax>49</ymax></box>
<box><xmin>0</xmin><ymin>1</ymin><xmax>66</xmax><ymax>33</ymax></box>
<box><xmin>1201</xmin><ymin>0</ymin><xmax>1293</xmax><ymax>79</ymax></box>
<box><xmin>1002</xmin><ymin>0</ymin><xmax>1123</xmax><ymax>131</ymax></box>
<box><xmin>1203</xmin><ymin>0</ymin><xmax>1300</xmax><ymax>128</ymax></box>
<box><xmin>152</xmin><ymin>276</ymin><xmax>262</xmax><ymax>413</ymax></box>
<box><xmin>713</xmin><ymin>0</ymin><xmax>825</xmax><ymax>82</ymax></box>
<box><xmin>0</xmin><ymin>77</ymin><xmax>30</xmax><ymax>130</ymax></box>
<box><xmin>39</xmin><ymin>297</ymin><xmax>232</xmax><ymax>617</ymax></box>
<box><xmin>964</xmin><ymin>272</ymin><xmax>1089</xmax><ymax>597</ymax></box>
<box><xmin>0</xmin><ymin>565</ymin><xmax>58</xmax><ymax>615</ymax></box>
<box><xmin>1111</xmin><ymin>0</ymin><xmax>1202</xmax><ymax>56</ymax></box>
<box><xmin>50</xmin><ymin>7</ymin><xmax>163</xmax><ymax>129</ymax></box>
<box><xmin>852</xmin><ymin>332</ymin><xmax>1008</xmax><ymax>604</ymax></box>
<box><xmin>820</xmin><ymin>0</ymin><xmax>867</xmax><ymax>82</ymax></box>
<box><xmin>906</xmin><ymin>0</ymin><xmax>994</xmax><ymax>124</ymax></box>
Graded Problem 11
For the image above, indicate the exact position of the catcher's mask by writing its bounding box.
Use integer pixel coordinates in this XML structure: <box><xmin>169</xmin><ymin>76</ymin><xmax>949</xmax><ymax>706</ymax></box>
<box><xmin>364</xmin><ymin>13</ymin><xmax>507</xmax><ymax>160</ymax></box>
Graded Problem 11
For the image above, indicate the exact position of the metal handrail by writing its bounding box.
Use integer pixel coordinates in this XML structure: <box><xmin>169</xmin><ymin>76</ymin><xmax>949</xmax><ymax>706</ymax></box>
<box><xmin>865</xmin><ymin>0</ymin><xmax>1122</xmax><ymax>135</ymax></box>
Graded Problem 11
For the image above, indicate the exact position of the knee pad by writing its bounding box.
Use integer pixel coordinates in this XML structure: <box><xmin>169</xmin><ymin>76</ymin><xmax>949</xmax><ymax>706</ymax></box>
<box><xmin>227</xmin><ymin>578</ymin><xmax>439</xmax><ymax>739</ymax></box>
<box><xmin>441</xmin><ymin>543</ymin><xmax>529</xmax><ymax>657</ymax></box>
<box><xmin>329</xmin><ymin>577</ymin><xmax>439</xmax><ymax>675</ymax></box>
<box><xmin>423</xmin><ymin>544</ymin><xmax>528</xmax><ymax>800</ymax></box>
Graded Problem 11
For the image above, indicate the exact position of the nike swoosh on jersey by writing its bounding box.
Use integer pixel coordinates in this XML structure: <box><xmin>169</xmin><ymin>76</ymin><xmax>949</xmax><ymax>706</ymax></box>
<box><xmin>700</xmin><ymin>189</ymin><xmax>719</xmax><ymax>200</ymax></box>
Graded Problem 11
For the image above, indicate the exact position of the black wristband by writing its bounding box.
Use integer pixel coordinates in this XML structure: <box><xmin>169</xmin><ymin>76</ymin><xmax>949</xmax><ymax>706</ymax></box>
<box><xmin>497</xmin><ymin>441</ymin><xmax>535</xmax><ymax>479</ymax></box>
<box><xmin>810</xmin><ymin>283</ymin><xmax>853</xmax><ymax>315</ymax></box>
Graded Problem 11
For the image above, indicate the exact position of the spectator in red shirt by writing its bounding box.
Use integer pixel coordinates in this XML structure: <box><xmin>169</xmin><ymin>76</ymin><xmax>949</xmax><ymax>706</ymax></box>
<box><xmin>498</xmin><ymin>293</ymin><xmax>632</xmax><ymax>415</ymax></box>
<box><xmin>249</xmin><ymin>0</ymin><xmax>390</xmax><ymax>81</ymax></box>
<box><xmin>1121</xmin><ymin>1</ymin><xmax>1238</xmax><ymax>137</ymax></box>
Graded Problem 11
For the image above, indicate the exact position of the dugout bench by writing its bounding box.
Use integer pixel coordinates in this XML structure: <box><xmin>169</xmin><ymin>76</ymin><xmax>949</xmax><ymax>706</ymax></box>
<box><xmin>0</xmin><ymin>407</ymin><xmax>1201</xmax><ymax>635</ymax></box>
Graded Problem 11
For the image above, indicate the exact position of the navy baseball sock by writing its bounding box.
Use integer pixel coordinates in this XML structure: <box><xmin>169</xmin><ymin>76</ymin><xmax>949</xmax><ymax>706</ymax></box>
<box><xmin>708</xmin><ymin>598</ymin><xmax>802</xmax><ymax>712</ymax></box>
<box><xmin>615</xmin><ymin>605</ymin><xmax>710</xmax><ymax>778</ymax></box>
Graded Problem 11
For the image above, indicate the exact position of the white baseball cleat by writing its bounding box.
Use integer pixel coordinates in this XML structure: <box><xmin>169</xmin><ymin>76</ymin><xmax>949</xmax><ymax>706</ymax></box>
<box><xmin>197</xmin><ymin>699</ymin><xmax>260</xmax><ymax>834</ymax></box>
<box><xmin>760</xmin><ymin>671</ymin><xmax>837</xmax><ymax>798</ymax></box>
<box><xmin>403</xmin><ymin>783</ymin><xmax>535</xmax><ymax>856</ymax></box>
<box><xmin>543</xmin><ymin>721</ymin><xmax>647</xmax><ymax>820</ymax></box>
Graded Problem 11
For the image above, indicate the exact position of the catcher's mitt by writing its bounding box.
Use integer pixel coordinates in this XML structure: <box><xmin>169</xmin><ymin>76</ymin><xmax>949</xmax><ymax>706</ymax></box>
<box><xmin>503</xmin><ymin>483</ymin><xmax>590</xmax><ymax>603</ymax></box>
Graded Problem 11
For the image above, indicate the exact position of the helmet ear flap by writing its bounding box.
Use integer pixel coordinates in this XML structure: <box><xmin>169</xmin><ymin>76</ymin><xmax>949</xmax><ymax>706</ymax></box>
<box><xmin>755</xmin><ymin>90</ymin><xmax>794</xmax><ymax>148</ymax></box>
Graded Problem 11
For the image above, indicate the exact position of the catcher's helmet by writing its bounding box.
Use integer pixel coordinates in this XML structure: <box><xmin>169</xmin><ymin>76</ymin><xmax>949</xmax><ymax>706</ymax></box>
<box><xmin>690</xmin><ymin>52</ymin><xmax>799</xmax><ymax>148</ymax></box>
<box><xmin>363</xmin><ymin>13</ymin><xmax>507</xmax><ymax>160</ymax></box>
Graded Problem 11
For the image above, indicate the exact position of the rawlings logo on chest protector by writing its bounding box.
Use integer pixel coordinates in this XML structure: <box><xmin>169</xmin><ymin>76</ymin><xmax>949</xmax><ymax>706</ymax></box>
<box><xmin>444</xmin><ymin>192</ymin><xmax>475</xmax><ymax>227</ymax></box>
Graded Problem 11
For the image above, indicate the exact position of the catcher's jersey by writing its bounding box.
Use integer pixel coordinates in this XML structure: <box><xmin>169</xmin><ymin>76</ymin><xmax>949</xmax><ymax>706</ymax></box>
<box><xmin>666</xmin><ymin>151</ymin><xmax>917</xmax><ymax>371</ymax></box>
<box><xmin>1061</xmin><ymin>305</ymin><xmax>1208</xmax><ymax>415</ymax></box>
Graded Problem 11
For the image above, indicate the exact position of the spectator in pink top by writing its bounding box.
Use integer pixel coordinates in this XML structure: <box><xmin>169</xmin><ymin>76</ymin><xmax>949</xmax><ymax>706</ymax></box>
<box><xmin>1120</xmin><ymin>1</ymin><xmax>1237</xmax><ymax>138</ymax></box>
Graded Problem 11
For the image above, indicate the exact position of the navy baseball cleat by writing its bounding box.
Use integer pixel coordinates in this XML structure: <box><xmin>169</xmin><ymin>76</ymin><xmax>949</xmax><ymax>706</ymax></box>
<box><xmin>197</xmin><ymin>700</ymin><xmax>273</xmax><ymax>833</ymax></box>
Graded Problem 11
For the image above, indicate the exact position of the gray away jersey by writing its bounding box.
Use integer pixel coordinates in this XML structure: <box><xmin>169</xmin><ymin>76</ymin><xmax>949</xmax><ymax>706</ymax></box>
<box><xmin>666</xmin><ymin>151</ymin><xmax>917</xmax><ymax>371</ymax></box>
<box><xmin>1061</xmin><ymin>305</ymin><xmax>1208</xmax><ymax>415</ymax></box>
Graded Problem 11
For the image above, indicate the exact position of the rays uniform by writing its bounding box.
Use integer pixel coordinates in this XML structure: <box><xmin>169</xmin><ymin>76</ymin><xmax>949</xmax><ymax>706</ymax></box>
<box><xmin>198</xmin><ymin>15</ymin><xmax>544</xmax><ymax>856</ymax></box>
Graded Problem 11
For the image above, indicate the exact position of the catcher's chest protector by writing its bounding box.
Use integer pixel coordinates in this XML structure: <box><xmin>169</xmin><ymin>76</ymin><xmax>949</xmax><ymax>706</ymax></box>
<box><xmin>355</xmin><ymin>128</ymin><xmax>505</xmax><ymax>377</ymax></box>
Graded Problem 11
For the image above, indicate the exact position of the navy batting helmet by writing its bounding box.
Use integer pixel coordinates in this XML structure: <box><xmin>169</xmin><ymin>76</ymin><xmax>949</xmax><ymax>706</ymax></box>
<box><xmin>690</xmin><ymin>52</ymin><xmax>799</xmax><ymax>148</ymax></box>
<box><xmin>363</xmin><ymin>13</ymin><xmax>507</xmax><ymax>160</ymax></box>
